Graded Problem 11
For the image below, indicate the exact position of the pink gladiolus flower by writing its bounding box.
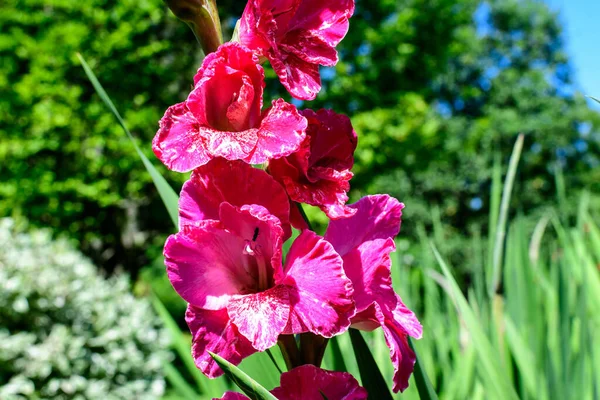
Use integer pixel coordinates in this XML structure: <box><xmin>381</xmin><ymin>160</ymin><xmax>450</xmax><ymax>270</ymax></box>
<box><xmin>239</xmin><ymin>0</ymin><xmax>355</xmax><ymax>100</ymax></box>
<box><xmin>165</xmin><ymin>203</ymin><xmax>354</xmax><ymax>377</ymax></box>
<box><xmin>153</xmin><ymin>42</ymin><xmax>307</xmax><ymax>172</ymax></box>
<box><xmin>269</xmin><ymin>109</ymin><xmax>357</xmax><ymax>222</ymax></box>
<box><xmin>216</xmin><ymin>365</ymin><xmax>367</xmax><ymax>400</ymax></box>
<box><xmin>325</xmin><ymin>195</ymin><xmax>423</xmax><ymax>393</ymax></box>
<box><xmin>179</xmin><ymin>158</ymin><xmax>293</xmax><ymax>239</ymax></box>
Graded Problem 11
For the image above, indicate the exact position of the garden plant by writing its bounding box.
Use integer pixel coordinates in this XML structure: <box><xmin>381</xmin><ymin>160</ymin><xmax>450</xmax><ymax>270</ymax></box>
<box><xmin>69</xmin><ymin>0</ymin><xmax>600</xmax><ymax>399</ymax></box>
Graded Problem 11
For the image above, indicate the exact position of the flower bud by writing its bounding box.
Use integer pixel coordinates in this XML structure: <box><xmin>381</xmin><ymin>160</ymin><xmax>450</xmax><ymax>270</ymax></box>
<box><xmin>163</xmin><ymin>0</ymin><xmax>222</xmax><ymax>54</ymax></box>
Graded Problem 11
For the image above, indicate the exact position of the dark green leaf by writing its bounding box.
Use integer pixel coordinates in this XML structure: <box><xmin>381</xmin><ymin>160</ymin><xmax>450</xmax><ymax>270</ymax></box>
<box><xmin>409</xmin><ymin>338</ymin><xmax>439</xmax><ymax>400</ymax></box>
<box><xmin>348</xmin><ymin>329</ymin><xmax>393</xmax><ymax>400</ymax></box>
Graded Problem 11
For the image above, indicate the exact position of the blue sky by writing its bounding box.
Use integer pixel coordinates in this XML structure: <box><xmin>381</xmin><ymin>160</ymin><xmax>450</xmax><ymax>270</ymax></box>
<box><xmin>545</xmin><ymin>0</ymin><xmax>600</xmax><ymax>108</ymax></box>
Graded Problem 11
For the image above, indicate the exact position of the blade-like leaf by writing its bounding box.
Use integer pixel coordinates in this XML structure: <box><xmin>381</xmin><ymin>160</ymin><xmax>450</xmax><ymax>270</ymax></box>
<box><xmin>163</xmin><ymin>362</ymin><xmax>200</xmax><ymax>400</ymax></box>
<box><xmin>209</xmin><ymin>352</ymin><xmax>278</xmax><ymax>400</ymax></box>
<box><xmin>588</xmin><ymin>95</ymin><xmax>600</xmax><ymax>104</ymax></box>
<box><xmin>348</xmin><ymin>329</ymin><xmax>393</xmax><ymax>400</ymax></box>
<box><xmin>431</xmin><ymin>244</ymin><xmax>519</xmax><ymax>400</ymax></box>
<box><xmin>150</xmin><ymin>294</ymin><xmax>227</xmax><ymax>397</ymax></box>
<box><xmin>76</xmin><ymin>53</ymin><xmax>179</xmax><ymax>227</ymax></box>
<box><xmin>409</xmin><ymin>338</ymin><xmax>439</xmax><ymax>400</ymax></box>
<box><xmin>490</xmin><ymin>134</ymin><xmax>524</xmax><ymax>295</ymax></box>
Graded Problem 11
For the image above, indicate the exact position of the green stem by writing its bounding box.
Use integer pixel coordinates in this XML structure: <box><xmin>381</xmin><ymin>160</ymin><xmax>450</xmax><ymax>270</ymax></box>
<box><xmin>277</xmin><ymin>335</ymin><xmax>300</xmax><ymax>371</ymax></box>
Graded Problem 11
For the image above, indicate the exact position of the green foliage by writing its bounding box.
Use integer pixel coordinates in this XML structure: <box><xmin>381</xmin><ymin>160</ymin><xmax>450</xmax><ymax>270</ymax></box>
<box><xmin>0</xmin><ymin>0</ymin><xmax>201</xmax><ymax>272</ymax></box>
<box><xmin>0</xmin><ymin>218</ymin><xmax>170</xmax><ymax>399</ymax></box>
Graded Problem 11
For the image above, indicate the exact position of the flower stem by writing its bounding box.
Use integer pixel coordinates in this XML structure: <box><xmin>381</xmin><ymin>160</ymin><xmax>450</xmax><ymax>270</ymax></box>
<box><xmin>277</xmin><ymin>335</ymin><xmax>300</xmax><ymax>371</ymax></box>
<box><xmin>299</xmin><ymin>333</ymin><xmax>328</xmax><ymax>367</ymax></box>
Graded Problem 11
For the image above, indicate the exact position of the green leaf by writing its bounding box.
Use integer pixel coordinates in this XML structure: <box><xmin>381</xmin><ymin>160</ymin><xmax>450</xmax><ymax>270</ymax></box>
<box><xmin>431</xmin><ymin>244</ymin><xmax>519</xmax><ymax>400</ymax></box>
<box><xmin>76</xmin><ymin>53</ymin><xmax>179</xmax><ymax>228</ymax></box>
<box><xmin>409</xmin><ymin>338</ymin><xmax>439</xmax><ymax>400</ymax></box>
<box><xmin>163</xmin><ymin>363</ymin><xmax>201</xmax><ymax>400</ymax></box>
<box><xmin>490</xmin><ymin>134</ymin><xmax>524</xmax><ymax>295</ymax></box>
<box><xmin>209</xmin><ymin>352</ymin><xmax>278</xmax><ymax>400</ymax></box>
<box><xmin>150</xmin><ymin>293</ymin><xmax>227</xmax><ymax>397</ymax></box>
<box><xmin>348</xmin><ymin>329</ymin><xmax>393</xmax><ymax>400</ymax></box>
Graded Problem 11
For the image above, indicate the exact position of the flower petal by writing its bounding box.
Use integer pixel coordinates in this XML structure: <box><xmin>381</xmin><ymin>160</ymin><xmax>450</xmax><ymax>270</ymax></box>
<box><xmin>341</xmin><ymin>238</ymin><xmax>397</xmax><ymax>313</ymax></box>
<box><xmin>186</xmin><ymin>306</ymin><xmax>256</xmax><ymax>378</ymax></box>
<box><xmin>287</xmin><ymin>0</ymin><xmax>355</xmax><ymax>47</ymax></box>
<box><xmin>152</xmin><ymin>102</ymin><xmax>211</xmax><ymax>172</ymax></box>
<box><xmin>179</xmin><ymin>158</ymin><xmax>292</xmax><ymax>239</ymax></box>
<box><xmin>281</xmin><ymin>230</ymin><xmax>354</xmax><ymax>337</ymax></box>
<box><xmin>247</xmin><ymin>98</ymin><xmax>307</xmax><ymax>164</ymax></box>
<box><xmin>165</xmin><ymin>221</ymin><xmax>256</xmax><ymax>310</ymax></box>
<box><xmin>216</xmin><ymin>393</ymin><xmax>250</xmax><ymax>400</ymax></box>
<box><xmin>271</xmin><ymin>364</ymin><xmax>367</xmax><ymax>400</ymax></box>
<box><xmin>269</xmin><ymin>51</ymin><xmax>322</xmax><ymax>101</ymax></box>
<box><xmin>325</xmin><ymin>195</ymin><xmax>404</xmax><ymax>257</ymax></box>
<box><xmin>227</xmin><ymin>286</ymin><xmax>291</xmax><ymax>351</ymax></box>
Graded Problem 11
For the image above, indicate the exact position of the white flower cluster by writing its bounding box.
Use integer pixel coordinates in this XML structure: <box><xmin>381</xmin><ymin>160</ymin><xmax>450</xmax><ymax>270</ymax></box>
<box><xmin>0</xmin><ymin>219</ymin><xmax>170</xmax><ymax>399</ymax></box>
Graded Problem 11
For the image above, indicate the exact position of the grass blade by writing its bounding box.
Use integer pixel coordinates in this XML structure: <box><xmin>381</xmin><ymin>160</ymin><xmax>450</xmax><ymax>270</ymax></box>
<box><xmin>490</xmin><ymin>134</ymin><xmax>524</xmax><ymax>295</ymax></box>
<box><xmin>409</xmin><ymin>338</ymin><xmax>439</xmax><ymax>400</ymax></box>
<box><xmin>431</xmin><ymin>244</ymin><xmax>519</xmax><ymax>400</ymax></box>
<box><xmin>348</xmin><ymin>329</ymin><xmax>393</xmax><ymax>400</ymax></box>
<box><xmin>150</xmin><ymin>294</ymin><xmax>226</xmax><ymax>396</ymax></box>
<box><xmin>209</xmin><ymin>352</ymin><xmax>278</xmax><ymax>400</ymax></box>
<box><xmin>76</xmin><ymin>53</ymin><xmax>179</xmax><ymax>227</ymax></box>
<box><xmin>163</xmin><ymin>363</ymin><xmax>201</xmax><ymax>400</ymax></box>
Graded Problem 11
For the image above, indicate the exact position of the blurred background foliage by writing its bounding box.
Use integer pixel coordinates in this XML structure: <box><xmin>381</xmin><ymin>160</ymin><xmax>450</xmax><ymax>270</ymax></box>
<box><xmin>2</xmin><ymin>0</ymin><xmax>600</xmax><ymax>306</ymax></box>
<box><xmin>0</xmin><ymin>218</ymin><xmax>169</xmax><ymax>399</ymax></box>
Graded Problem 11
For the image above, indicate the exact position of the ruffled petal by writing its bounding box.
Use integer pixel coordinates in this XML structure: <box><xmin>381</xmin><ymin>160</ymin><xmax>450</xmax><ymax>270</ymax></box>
<box><xmin>198</xmin><ymin>125</ymin><xmax>259</xmax><ymax>161</ymax></box>
<box><xmin>281</xmin><ymin>230</ymin><xmax>354</xmax><ymax>337</ymax></box>
<box><xmin>287</xmin><ymin>0</ymin><xmax>355</xmax><ymax>47</ymax></box>
<box><xmin>179</xmin><ymin>158</ymin><xmax>292</xmax><ymax>239</ymax></box>
<box><xmin>247</xmin><ymin>98</ymin><xmax>307</xmax><ymax>164</ymax></box>
<box><xmin>216</xmin><ymin>393</ymin><xmax>250</xmax><ymax>400</ymax></box>
<box><xmin>227</xmin><ymin>285</ymin><xmax>290</xmax><ymax>351</ymax></box>
<box><xmin>341</xmin><ymin>238</ymin><xmax>397</xmax><ymax>313</ymax></box>
<box><xmin>271</xmin><ymin>364</ymin><xmax>367</xmax><ymax>400</ymax></box>
<box><xmin>152</xmin><ymin>102</ymin><xmax>211</xmax><ymax>172</ymax></box>
<box><xmin>186</xmin><ymin>306</ymin><xmax>256</xmax><ymax>378</ymax></box>
<box><xmin>269</xmin><ymin>51</ymin><xmax>322</xmax><ymax>101</ymax></box>
<box><xmin>325</xmin><ymin>195</ymin><xmax>404</xmax><ymax>257</ymax></box>
<box><xmin>164</xmin><ymin>221</ymin><xmax>256</xmax><ymax>310</ymax></box>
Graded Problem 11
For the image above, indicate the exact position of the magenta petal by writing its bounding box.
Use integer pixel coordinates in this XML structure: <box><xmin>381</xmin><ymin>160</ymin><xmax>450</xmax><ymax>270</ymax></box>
<box><xmin>281</xmin><ymin>230</ymin><xmax>354</xmax><ymax>337</ymax></box>
<box><xmin>199</xmin><ymin>125</ymin><xmax>258</xmax><ymax>161</ymax></box>
<box><xmin>186</xmin><ymin>306</ymin><xmax>256</xmax><ymax>378</ymax></box>
<box><xmin>270</xmin><ymin>52</ymin><xmax>322</xmax><ymax>101</ymax></box>
<box><xmin>341</xmin><ymin>238</ymin><xmax>397</xmax><ymax>313</ymax></box>
<box><xmin>152</xmin><ymin>102</ymin><xmax>211</xmax><ymax>172</ymax></box>
<box><xmin>247</xmin><ymin>99</ymin><xmax>307</xmax><ymax>164</ymax></box>
<box><xmin>227</xmin><ymin>286</ymin><xmax>290</xmax><ymax>351</ymax></box>
<box><xmin>179</xmin><ymin>158</ymin><xmax>292</xmax><ymax>238</ymax></box>
<box><xmin>164</xmin><ymin>222</ymin><xmax>256</xmax><ymax>310</ymax></box>
<box><xmin>216</xmin><ymin>393</ymin><xmax>250</xmax><ymax>400</ymax></box>
<box><xmin>215</xmin><ymin>393</ymin><xmax>249</xmax><ymax>400</ymax></box>
<box><xmin>287</xmin><ymin>0</ymin><xmax>355</xmax><ymax>46</ymax></box>
<box><xmin>325</xmin><ymin>195</ymin><xmax>404</xmax><ymax>257</ymax></box>
<box><xmin>271</xmin><ymin>365</ymin><xmax>367</xmax><ymax>400</ymax></box>
<box><xmin>381</xmin><ymin>311</ymin><xmax>417</xmax><ymax>393</ymax></box>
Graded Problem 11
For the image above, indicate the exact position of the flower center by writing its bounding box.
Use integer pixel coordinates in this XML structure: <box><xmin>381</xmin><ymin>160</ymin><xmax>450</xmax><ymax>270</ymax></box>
<box><xmin>242</xmin><ymin>228</ymin><xmax>269</xmax><ymax>292</ymax></box>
